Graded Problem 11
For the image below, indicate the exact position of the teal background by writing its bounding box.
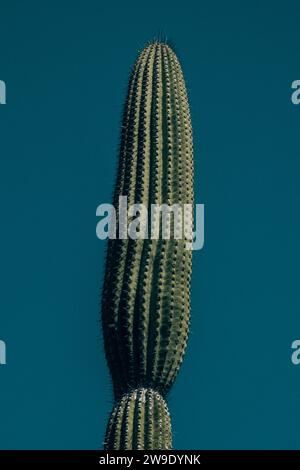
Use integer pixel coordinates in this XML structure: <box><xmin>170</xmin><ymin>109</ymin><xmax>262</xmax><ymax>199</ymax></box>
<box><xmin>0</xmin><ymin>0</ymin><xmax>300</xmax><ymax>450</ymax></box>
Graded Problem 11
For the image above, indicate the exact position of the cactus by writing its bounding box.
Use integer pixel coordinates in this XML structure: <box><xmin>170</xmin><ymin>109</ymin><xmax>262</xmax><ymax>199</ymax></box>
<box><xmin>104</xmin><ymin>388</ymin><xmax>172</xmax><ymax>450</ymax></box>
<box><xmin>102</xmin><ymin>41</ymin><xmax>194</xmax><ymax>450</ymax></box>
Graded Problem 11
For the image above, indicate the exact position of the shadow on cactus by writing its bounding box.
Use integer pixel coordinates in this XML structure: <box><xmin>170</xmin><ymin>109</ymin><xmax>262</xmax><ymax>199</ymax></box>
<box><xmin>101</xmin><ymin>41</ymin><xmax>194</xmax><ymax>450</ymax></box>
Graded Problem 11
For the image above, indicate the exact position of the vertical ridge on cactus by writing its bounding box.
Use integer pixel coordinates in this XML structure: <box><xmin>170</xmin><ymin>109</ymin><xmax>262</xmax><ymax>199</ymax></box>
<box><xmin>102</xmin><ymin>41</ymin><xmax>194</xmax><ymax>449</ymax></box>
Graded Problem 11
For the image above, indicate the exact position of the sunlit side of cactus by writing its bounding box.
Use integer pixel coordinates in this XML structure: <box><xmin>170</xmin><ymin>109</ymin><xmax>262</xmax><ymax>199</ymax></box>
<box><xmin>101</xmin><ymin>42</ymin><xmax>194</xmax><ymax>449</ymax></box>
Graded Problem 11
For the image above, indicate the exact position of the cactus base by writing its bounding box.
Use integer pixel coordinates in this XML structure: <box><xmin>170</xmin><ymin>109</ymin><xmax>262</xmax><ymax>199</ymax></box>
<box><xmin>104</xmin><ymin>388</ymin><xmax>172</xmax><ymax>450</ymax></box>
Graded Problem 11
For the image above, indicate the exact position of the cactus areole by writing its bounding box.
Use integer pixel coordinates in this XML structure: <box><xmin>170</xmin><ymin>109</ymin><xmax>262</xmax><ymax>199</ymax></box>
<box><xmin>102</xmin><ymin>42</ymin><xmax>194</xmax><ymax>450</ymax></box>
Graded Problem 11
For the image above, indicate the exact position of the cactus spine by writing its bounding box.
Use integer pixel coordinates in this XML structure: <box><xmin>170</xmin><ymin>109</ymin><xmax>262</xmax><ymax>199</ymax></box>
<box><xmin>102</xmin><ymin>42</ymin><xmax>194</xmax><ymax>449</ymax></box>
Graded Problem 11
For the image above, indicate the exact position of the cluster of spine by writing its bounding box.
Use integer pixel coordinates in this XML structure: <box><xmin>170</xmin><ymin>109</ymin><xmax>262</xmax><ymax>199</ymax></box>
<box><xmin>102</xmin><ymin>42</ymin><xmax>194</xmax><ymax>450</ymax></box>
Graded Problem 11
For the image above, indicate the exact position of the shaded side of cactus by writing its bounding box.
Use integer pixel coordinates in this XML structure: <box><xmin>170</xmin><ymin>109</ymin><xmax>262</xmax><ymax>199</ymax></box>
<box><xmin>101</xmin><ymin>42</ymin><xmax>194</xmax><ymax>449</ymax></box>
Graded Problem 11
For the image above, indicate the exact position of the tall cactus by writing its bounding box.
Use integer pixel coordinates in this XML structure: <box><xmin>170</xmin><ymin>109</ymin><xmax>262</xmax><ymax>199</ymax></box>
<box><xmin>102</xmin><ymin>41</ymin><xmax>194</xmax><ymax>450</ymax></box>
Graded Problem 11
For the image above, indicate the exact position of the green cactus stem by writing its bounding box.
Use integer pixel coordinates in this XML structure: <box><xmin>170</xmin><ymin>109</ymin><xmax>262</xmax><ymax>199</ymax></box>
<box><xmin>102</xmin><ymin>41</ymin><xmax>194</xmax><ymax>450</ymax></box>
<box><xmin>104</xmin><ymin>388</ymin><xmax>172</xmax><ymax>450</ymax></box>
